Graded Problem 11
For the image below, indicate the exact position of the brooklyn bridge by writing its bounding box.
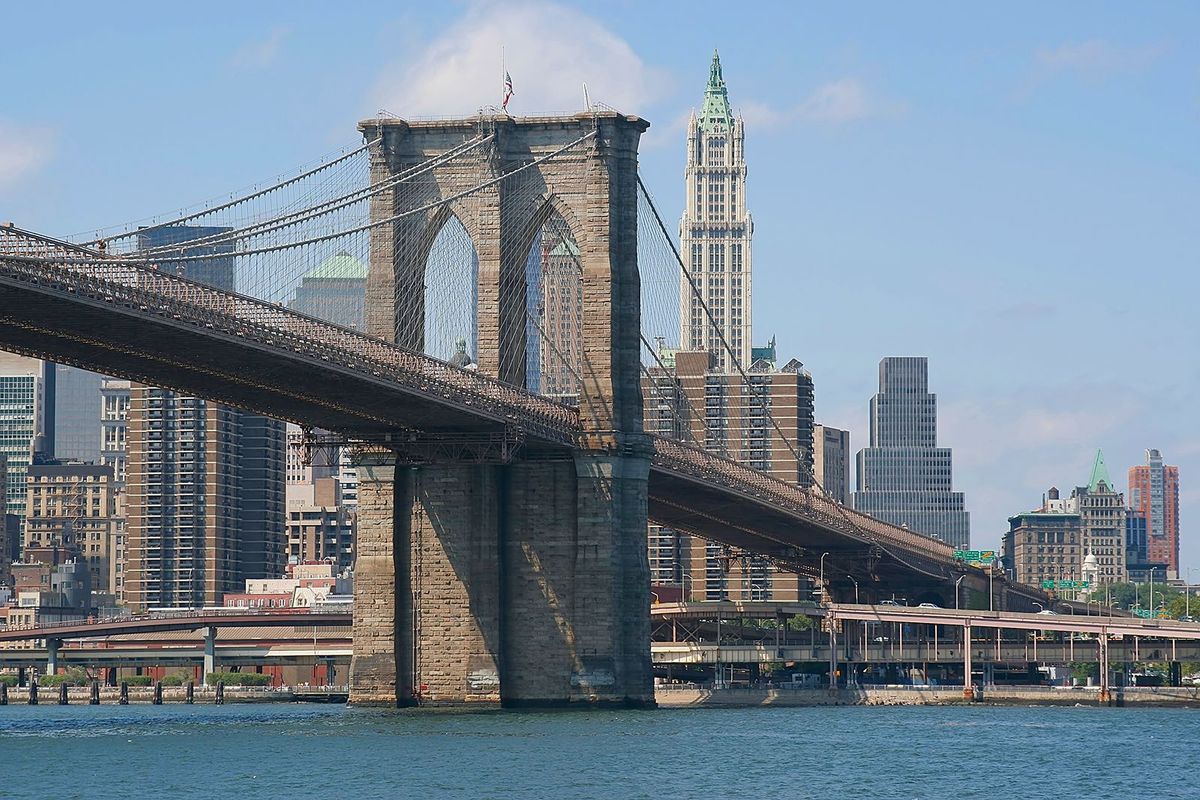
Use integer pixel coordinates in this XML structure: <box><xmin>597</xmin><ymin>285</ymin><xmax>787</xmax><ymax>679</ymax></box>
<box><xmin>0</xmin><ymin>111</ymin><xmax>1045</xmax><ymax>707</ymax></box>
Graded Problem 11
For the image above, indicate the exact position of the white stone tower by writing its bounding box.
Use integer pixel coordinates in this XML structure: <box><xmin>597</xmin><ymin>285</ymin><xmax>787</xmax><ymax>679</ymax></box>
<box><xmin>680</xmin><ymin>51</ymin><xmax>753</xmax><ymax>371</ymax></box>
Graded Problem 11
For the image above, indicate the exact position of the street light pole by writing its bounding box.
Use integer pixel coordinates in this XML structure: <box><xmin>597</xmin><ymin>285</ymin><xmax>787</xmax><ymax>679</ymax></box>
<box><xmin>1182</xmin><ymin>569</ymin><xmax>1193</xmax><ymax>618</ymax></box>
<box><xmin>820</xmin><ymin>552</ymin><xmax>830</xmax><ymax>597</ymax></box>
<box><xmin>680</xmin><ymin>572</ymin><xmax>694</xmax><ymax>603</ymax></box>
<box><xmin>955</xmin><ymin>575</ymin><xmax>966</xmax><ymax>611</ymax></box>
<box><xmin>847</xmin><ymin>575</ymin><xmax>859</xmax><ymax>604</ymax></box>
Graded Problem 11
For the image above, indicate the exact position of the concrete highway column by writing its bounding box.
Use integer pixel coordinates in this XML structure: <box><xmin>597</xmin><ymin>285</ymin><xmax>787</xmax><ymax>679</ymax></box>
<box><xmin>202</xmin><ymin>627</ymin><xmax>217</xmax><ymax>684</ymax></box>
<box><xmin>349</xmin><ymin>451</ymin><xmax>415</xmax><ymax>706</ymax></box>
<box><xmin>828</xmin><ymin>616</ymin><xmax>838</xmax><ymax>690</ymax></box>
<box><xmin>1099</xmin><ymin>630</ymin><xmax>1110</xmax><ymax>703</ymax></box>
<box><xmin>46</xmin><ymin>639</ymin><xmax>59</xmax><ymax>676</ymax></box>
<box><xmin>962</xmin><ymin>622</ymin><xmax>973</xmax><ymax>701</ymax></box>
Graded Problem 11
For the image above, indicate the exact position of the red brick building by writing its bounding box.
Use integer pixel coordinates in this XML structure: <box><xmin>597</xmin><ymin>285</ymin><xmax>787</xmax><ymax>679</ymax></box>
<box><xmin>1128</xmin><ymin>448</ymin><xmax>1181</xmax><ymax>579</ymax></box>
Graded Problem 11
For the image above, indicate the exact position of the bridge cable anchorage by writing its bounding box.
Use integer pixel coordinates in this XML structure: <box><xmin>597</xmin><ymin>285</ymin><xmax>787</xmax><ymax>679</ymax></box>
<box><xmin>636</xmin><ymin>178</ymin><xmax>958</xmax><ymax>583</ymax></box>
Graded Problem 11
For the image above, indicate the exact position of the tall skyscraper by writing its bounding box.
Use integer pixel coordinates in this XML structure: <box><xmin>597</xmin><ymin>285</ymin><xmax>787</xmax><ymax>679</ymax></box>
<box><xmin>53</xmin><ymin>365</ymin><xmax>102</xmax><ymax>464</ymax></box>
<box><xmin>0</xmin><ymin>353</ymin><xmax>54</xmax><ymax>522</ymax></box>
<box><xmin>851</xmin><ymin>357</ymin><xmax>970</xmax><ymax>548</ymax></box>
<box><xmin>125</xmin><ymin>390</ymin><xmax>285</xmax><ymax>610</ymax></box>
<box><xmin>1128</xmin><ymin>448</ymin><xmax>1180</xmax><ymax>579</ymax></box>
<box><xmin>644</xmin><ymin>54</ymin><xmax>817</xmax><ymax>602</ymax></box>
<box><xmin>679</xmin><ymin>50</ymin><xmax>752</xmax><ymax>371</ymax></box>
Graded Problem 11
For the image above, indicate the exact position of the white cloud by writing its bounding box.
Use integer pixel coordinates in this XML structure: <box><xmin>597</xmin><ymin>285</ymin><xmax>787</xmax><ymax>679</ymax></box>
<box><xmin>371</xmin><ymin>1</ymin><xmax>669</xmax><ymax>117</ymax></box>
<box><xmin>797</xmin><ymin>78</ymin><xmax>874</xmax><ymax>123</ymax></box>
<box><xmin>230</xmin><ymin>26</ymin><xmax>290</xmax><ymax>69</ymax></box>
<box><xmin>738</xmin><ymin>100</ymin><xmax>787</xmax><ymax>129</ymax></box>
<box><xmin>739</xmin><ymin>78</ymin><xmax>905</xmax><ymax>130</ymax></box>
<box><xmin>0</xmin><ymin>121</ymin><xmax>53</xmax><ymax>189</ymax></box>
<box><xmin>1035</xmin><ymin>39</ymin><xmax>1162</xmax><ymax>76</ymax></box>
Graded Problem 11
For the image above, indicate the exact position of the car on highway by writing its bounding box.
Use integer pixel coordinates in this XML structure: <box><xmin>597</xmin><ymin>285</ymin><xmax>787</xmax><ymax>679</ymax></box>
<box><xmin>917</xmin><ymin>603</ymin><xmax>940</xmax><ymax>609</ymax></box>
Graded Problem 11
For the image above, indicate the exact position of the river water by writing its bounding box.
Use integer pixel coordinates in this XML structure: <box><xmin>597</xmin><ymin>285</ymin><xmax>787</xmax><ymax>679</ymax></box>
<box><xmin>1</xmin><ymin>703</ymin><xmax>1197</xmax><ymax>799</ymax></box>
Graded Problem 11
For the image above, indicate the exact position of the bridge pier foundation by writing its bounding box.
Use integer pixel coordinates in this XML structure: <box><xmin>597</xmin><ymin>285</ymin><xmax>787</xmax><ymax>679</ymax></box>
<box><xmin>348</xmin><ymin>452</ymin><xmax>653</xmax><ymax>708</ymax></box>
<box><xmin>349</xmin><ymin>453</ymin><xmax>414</xmax><ymax>706</ymax></box>
<box><xmin>501</xmin><ymin>455</ymin><xmax>653</xmax><ymax>707</ymax></box>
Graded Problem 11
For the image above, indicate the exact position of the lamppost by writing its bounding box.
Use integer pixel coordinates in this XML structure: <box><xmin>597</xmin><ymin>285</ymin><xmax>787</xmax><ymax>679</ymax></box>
<box><xmin>680</xmin><ymin>572</ymin><xmax>694</xmax><ymax>603</ymax></box>
<box><xmin>1032</xmin><ymin>601</ymin><xmax>1044</xmax><ymax>613</ymax></box>
<box><xmin>988</xmin><ymin>565</ymin><xmax>995</xmax><ymax>612</ymax></box>
<box><xmin>820</xmin><ymin>552</ymin><xmax>830</xmax><ymax>593</ymax></box>
<box><xmin>955</xmin><ymin>575</ymin><xmax>966</xmax><ymax>610</ymax></box>
<box><xmin>1179</xmin><ymin>568</ymin><xmax>1194</xmax><ymax>617</ymax></box>
<box><xmin>847</xmin><ymin>575</ymin><xmax>859</xmax><ymax>604</ymax></box>
<box><xmin>1149</xmin><ymin>571</ymin><xmax>1155</xmax><ymax>619</ymax></box>
<box><xmin>1154</xmin><ymin>591</ymin><xmax>1165</xmax><ymax>618</ymax></box>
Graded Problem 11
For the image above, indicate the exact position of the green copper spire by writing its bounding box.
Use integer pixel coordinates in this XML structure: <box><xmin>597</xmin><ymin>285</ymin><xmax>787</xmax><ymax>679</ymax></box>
<box><xmin>1088</xmin><ymin>449</ymin><xmax>1112</xmax><ymax>492</ymax></box>
<box><xmin>699</xmin><ymin>49</ymin><xmax>734</xmax><ymax>133</ymax></box>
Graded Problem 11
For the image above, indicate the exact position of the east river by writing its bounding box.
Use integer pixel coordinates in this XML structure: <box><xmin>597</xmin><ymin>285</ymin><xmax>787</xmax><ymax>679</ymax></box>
<box><xmin>2</xmin><ymin>704</ymin><xmax>1198</xmax><ymax>798</ymax></box>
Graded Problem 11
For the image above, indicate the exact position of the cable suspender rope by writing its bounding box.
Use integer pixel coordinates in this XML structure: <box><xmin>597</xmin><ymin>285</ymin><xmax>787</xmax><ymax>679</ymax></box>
<box><xmin>96</xmin><ymin>138</ymin><xmax>383</xmax><ymax>244</ymax></box>
<box><xmin>134</xmin><ymin>135</ymin><xmax>496</xmax><ymax>257</ymax></box>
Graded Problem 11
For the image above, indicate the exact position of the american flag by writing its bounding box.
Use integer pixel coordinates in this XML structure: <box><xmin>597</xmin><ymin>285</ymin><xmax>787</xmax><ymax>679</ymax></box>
<box><xmin>502</xmin><ymin>71</ymin><xmax>514</xmax><ymax>110</ymax></box>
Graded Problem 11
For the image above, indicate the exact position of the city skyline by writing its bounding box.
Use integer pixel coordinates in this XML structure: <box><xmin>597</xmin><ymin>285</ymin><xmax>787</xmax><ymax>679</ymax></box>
<box><xmin>0</xmin><ymin>1</ymin><xmax>1194</xmax><ymax>573</ymax></box>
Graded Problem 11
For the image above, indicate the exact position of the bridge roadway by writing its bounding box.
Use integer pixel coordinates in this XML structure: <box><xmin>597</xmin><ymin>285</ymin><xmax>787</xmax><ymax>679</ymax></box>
<box><xmin>0</xmin><ymin>225</ymin><xmax>1016</xmax><ymax>603</ymax></box>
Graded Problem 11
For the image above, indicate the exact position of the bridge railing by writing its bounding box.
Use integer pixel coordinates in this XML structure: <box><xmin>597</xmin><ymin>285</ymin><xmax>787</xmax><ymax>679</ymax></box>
<box><xmin>0</xmin><ymin>249</ymin><xmax>581</xmax><ymax>443</ymax></box>
<box><xmin>650</xmin><ymin>436</ymin><xmax>956</xmax><ymax>564</ymax></box>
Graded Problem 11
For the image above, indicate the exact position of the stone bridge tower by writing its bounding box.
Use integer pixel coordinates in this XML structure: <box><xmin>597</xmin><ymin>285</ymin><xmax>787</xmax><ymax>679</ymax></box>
<box><xmin>349</xmin><ymin>112</ymin><xmax>653</xmax><ymax>707</ymax></box>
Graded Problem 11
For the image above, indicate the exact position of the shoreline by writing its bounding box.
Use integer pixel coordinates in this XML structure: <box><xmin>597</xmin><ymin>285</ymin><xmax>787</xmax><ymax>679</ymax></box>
<box><xmin>2</xmin><ymin>684</ymin><xmax>1197</xmax><ymax>709</ymax></box>
<box><xmin>655</xmin><ymin>685</ymin><xmax>1200</xmax><ymax>708</ymax></box>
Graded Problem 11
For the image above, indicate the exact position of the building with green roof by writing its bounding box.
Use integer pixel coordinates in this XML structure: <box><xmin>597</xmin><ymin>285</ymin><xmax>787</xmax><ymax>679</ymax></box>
<box><xmin>288</xmin><ymin>252</ymin><xmax>368</xmax><ymax>331</ymax></box>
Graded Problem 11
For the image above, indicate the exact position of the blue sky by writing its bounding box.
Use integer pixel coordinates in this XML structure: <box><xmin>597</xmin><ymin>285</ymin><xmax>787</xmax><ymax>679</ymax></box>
<box><xmin>2</xmin><ymin>1</ymin><xmax>1198</xmax><ymax>572</ymax></box>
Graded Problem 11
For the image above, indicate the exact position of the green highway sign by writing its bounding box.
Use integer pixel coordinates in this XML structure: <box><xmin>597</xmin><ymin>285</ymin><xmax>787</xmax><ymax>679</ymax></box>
<box><xmin>1041</xmin><ymin>580</ymin><xmax>1092</xmax><ymax>590</ymax></box>
<box><xmin>954</xmin><ymin>550</ymin><xmax>997</xmax><ymax>565</ymax></box>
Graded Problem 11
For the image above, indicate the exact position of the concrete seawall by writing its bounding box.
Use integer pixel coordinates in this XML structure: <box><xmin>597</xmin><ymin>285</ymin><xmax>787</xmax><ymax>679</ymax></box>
<box><xmin>656</xmin><ymin>685</ymin><xmax>1200</xmax><ymax>708</ymax></box>
<box><xmin>0</xmin><ymin>686</ymin><xmax>347</xmax><ymax>705</ymax></box>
